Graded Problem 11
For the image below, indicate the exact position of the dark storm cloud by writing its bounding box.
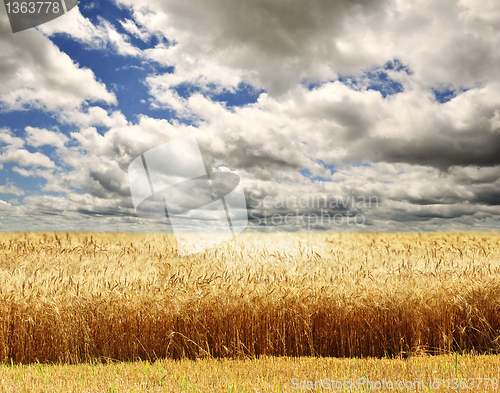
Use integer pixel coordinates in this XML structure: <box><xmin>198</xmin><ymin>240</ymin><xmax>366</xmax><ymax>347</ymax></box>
<box><xmin>365</xmin><ymin>132</ymin><xmax>500</xmax><ymax>169</ymax></box>
<box><xmin>472</xmin><ymin>187</ymin><xmax>500</xmax><ymax>206</ymax></box>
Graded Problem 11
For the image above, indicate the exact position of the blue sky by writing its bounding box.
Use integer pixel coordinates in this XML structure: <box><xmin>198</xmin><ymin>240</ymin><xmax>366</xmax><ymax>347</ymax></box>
<box><xmin>0</xmin><ymin>0</ymin><xmax>499</xmax><ymax>233</ymax></box>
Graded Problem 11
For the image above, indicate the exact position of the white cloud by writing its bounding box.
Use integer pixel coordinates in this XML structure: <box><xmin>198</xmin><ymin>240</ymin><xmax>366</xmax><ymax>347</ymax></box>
<box><xmin>1</xmin><ymin>149</ymin><xmax>55</xmax><ymax>168</ymax></box>
<box><xmin>120</xmin><ymin>18</ymin><xmax>151</xmax><ymax>41</ymax></box>
<box><xmin>144</xmin><ymin>45</ymin><xmax>245</xmax><ymax>103</ymax></box>
<box><xmin>99</xmin><ymin>17</ymin><xmax>142</xmax><ymax>57</ymax></box>
<box><xmin>0</xmin><ymin>129</ymin><xmax>55</xmax><ymax>168</ymax></box>
<box><xmin>25</xmin><ymin>127</ymin><xmax>69</xmax><ymax>149</ymax></box>
<box><xmin>58</xmin><ymin>106</ymin><xmax>129</xmax><ymax>128</ymax></box>
<box><xmin>0</xmin><ymin>181</ymin><xmax>25</xmax><ymax>196</ymax></box>
<box><xmin>38</xmin><ymin>8</ymin><xmax>142</xmax><ymax>57</ymax></box>
<box><xmin>0</xmin><ymin>13</ymin><xmax>116</xmax><ymax>112</ymax></box>
<box><xmin>36</xmin><ymin>5</ymin><xmax>107</xmax><ymax>48</ymax></box>
<box><xmin>0</xmin><ymin>128</ymin><xmax>24</xmax><ymax>149</ymax></box>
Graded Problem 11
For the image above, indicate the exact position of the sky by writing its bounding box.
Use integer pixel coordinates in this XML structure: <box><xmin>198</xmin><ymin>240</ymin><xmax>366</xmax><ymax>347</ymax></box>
<box><xmin>0</xmin><ymin>0</ymin><xmax>499</xmax><ymax>233</ymax></box>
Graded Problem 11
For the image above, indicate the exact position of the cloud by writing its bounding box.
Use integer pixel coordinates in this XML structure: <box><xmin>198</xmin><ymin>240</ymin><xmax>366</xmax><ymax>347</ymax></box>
<box><xmin>1</xmin><ymin>149</ymin><xmax>55</xmax><ymax>168</ymax></box>
<box><xmin>98</xmin><ymin>17</ymin><xmax>142</xmax><ymax>57</ymax></box>
<box><xmin>1</xmin><ymin>0</ymin><xmax>500</xmax><ymax>232</ymax></box>
<box><xmin>208</xmin><ymin>81</ymin><xmax>500</xmax><ymax>171</ymax></box>
<box><xmin>58</xmin><ymin>106</ymin><xmax>129</xmax><ymax>128</ymax></box>
<box><xmin>0</xmin><ymin>180</ymin><xmax>25</xmax><ymax>196</ymax></box>
<box><xmin>0</xmin><ymin>128</ymin><xmax>24</xmax><ymax>149</ymax></box>
<box><xmin>0</xmin><ymin>13</ymin><xmax>116</xmax><ymax>111</ymax></box>
<box><xmin>0</xmin><ymin>129</ymin><xmax>55</xmax><ymax>168</ymax></box>
<box><xmin>38</xmin><ymin>8</ymin><xmax>142</xmax><ymax>57</ymax></box>
<box><xmin>113</xmin><ymin>0</ymin><xmax>500</xmax><ymax>97</ymax></box>
<box><xmin>36</xmin><ymin>5</ymin><xmax>107</xmax><ymax>48</ymax></box>
<box><xmin>119</xmin><ymin>0</ymin><xmax>390</xmax><ymax>95</ymax></box>
<box><xmin>25</xmin><ymin>127</ymin><xmax>69</xmax><ymax>149</ymax></box>
<box><xmin>119</xmin><ymin>18</ymin><xmax>152</xmax><ymax>42</ymax></box>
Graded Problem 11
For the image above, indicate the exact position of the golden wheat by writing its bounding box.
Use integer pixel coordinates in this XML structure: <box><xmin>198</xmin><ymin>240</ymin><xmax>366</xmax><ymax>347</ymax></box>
<box><xmin>0</xmin><ymin>231</ymin><xmax>499</xmax><ymax>363</ymax></box>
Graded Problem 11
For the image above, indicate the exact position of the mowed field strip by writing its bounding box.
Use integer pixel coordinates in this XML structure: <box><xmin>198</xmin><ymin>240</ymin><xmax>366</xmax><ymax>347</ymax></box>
<box><xmin>0</xmin><ymin>232</ymin><xmax>499</xmax><ymax>365</ymax></box>
<box><xmin>1</xmin><ymin>354</ymin><xmax>500</xmax><ymax>392</ymax></box>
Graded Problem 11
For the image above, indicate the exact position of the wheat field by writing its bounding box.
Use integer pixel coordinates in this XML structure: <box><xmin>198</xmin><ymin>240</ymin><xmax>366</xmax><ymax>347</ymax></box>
<box><xmin>0</xmin><ymin>231</ymin><xmax>499</xmax><ymax>364</ymax></box>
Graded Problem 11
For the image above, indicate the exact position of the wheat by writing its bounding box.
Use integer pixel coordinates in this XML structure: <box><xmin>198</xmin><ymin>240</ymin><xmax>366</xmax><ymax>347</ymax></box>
<box><xmin>0</xmin><ymin>231</ymin><xmax>499</xmax><ymax>363</ymax></box>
